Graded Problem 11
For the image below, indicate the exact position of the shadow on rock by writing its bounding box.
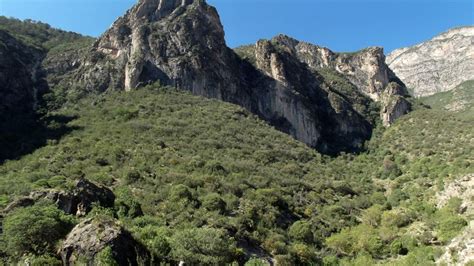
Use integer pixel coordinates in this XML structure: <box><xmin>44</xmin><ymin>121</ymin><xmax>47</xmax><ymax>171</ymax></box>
<box><xmin>0</xmin><ymin>114</ymin><xmax>80</xmax><ymax>163</ymax></box>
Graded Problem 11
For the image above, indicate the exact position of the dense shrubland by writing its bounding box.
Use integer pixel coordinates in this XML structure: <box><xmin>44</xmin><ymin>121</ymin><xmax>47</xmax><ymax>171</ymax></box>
<box><xmin>0</xmin><ymin>16</ymin><xmax>89</xmax><ymax>50</ymax></box>
<box><xmin>0</xmin><ymin>83</ymin><xmax>471</xmax><ymax>265</ymax></box>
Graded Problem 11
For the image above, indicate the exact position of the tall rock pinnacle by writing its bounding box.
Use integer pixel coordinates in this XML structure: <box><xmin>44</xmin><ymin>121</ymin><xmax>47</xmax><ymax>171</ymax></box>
<box><xmin>134</xmin><ymin>0</ymin><xmax>194</xmax><ymax>20</ymax></box>
<box><xmin>92</xmin><ymin>0</ymin><xmax>229</xmax><ymax>92</ymax></box>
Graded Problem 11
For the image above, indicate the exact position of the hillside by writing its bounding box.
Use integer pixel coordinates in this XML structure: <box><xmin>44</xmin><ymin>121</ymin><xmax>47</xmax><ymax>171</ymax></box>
<box><xmin>386</xmin><ymin>26</ymin><xmax>474</xmax><ymax>97</ymax></box>
<box><xmin>0</xmin><ymin>84</ymin><xmax>472</xmax><ymax>265</ymax></box>
<box><xmin>421</xmin><ymin>80</ymin><xmax>474</xmax><ymax>120</ymax></box>
<box><xmin>0</xmin><ymin>2</ymin><xmax>472</xmax><ymax>266</ymax></box>
<box><xmin>0</xmin><ymin>16</ymin><xmax>88</xmax><ymax>51</ymax></box>
<box><xmin>0</xmin><ymin>17</ymin><xmax>92</xmax><ymax>162</ymax></box>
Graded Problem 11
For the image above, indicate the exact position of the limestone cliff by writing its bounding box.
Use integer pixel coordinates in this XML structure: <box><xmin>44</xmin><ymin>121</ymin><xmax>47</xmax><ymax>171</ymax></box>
<box><xmin>387</xmin><ymin>26</ymin><xmax>474</xmax><ymax>97</ymax></box>
<box><xmin>71</xmin><ymin>0</ymin><xmax>411</xmax><ymax>154</ymax></box>
<box><xmin>246</xmin><ymin>35</ymin><xmax>411</xmax><ymax>128</ymax></box>
<box><xmin>0</xmin><ymin>30</ymin><xmax>47</xmax><ymax>121</ymax></box>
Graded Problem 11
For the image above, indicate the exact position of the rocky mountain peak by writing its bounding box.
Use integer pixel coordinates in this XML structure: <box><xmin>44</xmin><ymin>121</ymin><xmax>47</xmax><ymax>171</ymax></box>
<box><xmin>387</xmin><ymin>26</ymin><xmax>474</xmax><ymax>97</ymax></box>
<box><xmin>432</xmin><ymin>26</ymin><xmax>474</xmax><ymax>41</ymax></box>
<box><xmin>132</xmin><ymin>0</ymin><xmax>195</xmax><ymax>21</ymax></box>
<box><xmin>92</xmin><ymin>0</ymin><xmax>226</xmax><ymax>91</ymax></box>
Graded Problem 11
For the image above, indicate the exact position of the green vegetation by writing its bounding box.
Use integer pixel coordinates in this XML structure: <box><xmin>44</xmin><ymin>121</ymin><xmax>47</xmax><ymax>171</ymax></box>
<box><xmin>0</xmin><ymin>82</ymin><xmax>471</xmax><ymax>264</ymax></box>
<box><xmin>234</xmin><ymin>45</ymin><xmax>257</xmax><ymax>65</ymax></box>
<box><xmin>1</xmin><ymin>202</ymin><xmax>76</xmax><ymax>258</ymax></box>
<box><xmin>0</xmin><ymin>16</ymin><xmax>91</xmax><ymax>50</ymax></box>
<box><xmin>421</xmin><ymin>80</ymin><xmax>474</xmax><ymax>120</ymax></box>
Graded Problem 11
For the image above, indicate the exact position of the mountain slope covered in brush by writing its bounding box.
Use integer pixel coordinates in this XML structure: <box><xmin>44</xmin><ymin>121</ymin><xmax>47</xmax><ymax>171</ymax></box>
<box><xmin>0</xmin><ymin>84</ymin><xmax>472</xmax><ymax>265</ymax></box>
<box><xmin>0</xmin><ymin>1</ymin><xmax>472</xmax><ymax>265</ymax></box>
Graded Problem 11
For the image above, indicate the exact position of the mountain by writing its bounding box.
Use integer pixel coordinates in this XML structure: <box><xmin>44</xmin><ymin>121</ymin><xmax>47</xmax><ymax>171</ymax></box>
<box><xmin>387</xmin><ymin>26</ymin><xmax>474</xmax><ymax>97</ymax></box>
<box><xmin>0</xmin><ymin>1</ymin><xmax>472</xmax><ymax>265</ymax></box>
<box><xmin>53</xmin><ymin>0</ymin><xmax>411</xmax><ymax>155</ymax></box>
<box><xmin>0</xmin><ymin>17</ymin><xmax>92</xmax><ymax>161</ymax></box>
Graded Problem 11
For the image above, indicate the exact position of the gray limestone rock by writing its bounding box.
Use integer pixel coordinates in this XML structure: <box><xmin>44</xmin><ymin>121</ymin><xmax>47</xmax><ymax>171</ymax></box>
<box><xmin>387</xmin><ymin>26</ymin><xmax>474</xmax><ymax>97</ymax></box>
<box><xmin>59</xmin><ymin>218</ymin><xmax>150</xmax><ymax>265</ymax></box>
<box><xmin>0</xmin><ymin>30</ymin><xmax>47</xmax><ymax>120</ymax></box>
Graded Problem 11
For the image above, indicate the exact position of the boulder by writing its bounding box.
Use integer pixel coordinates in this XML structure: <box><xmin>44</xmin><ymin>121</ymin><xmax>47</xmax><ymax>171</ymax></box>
<box><xmin>3</xmin><ymin>178</ymin><xmax>115</xmax><ymax>216</ymax></box>
<box><xmin>59</xmin><ymin>218</ymin><xmax>150</xmax><ymax>266</ymax></box>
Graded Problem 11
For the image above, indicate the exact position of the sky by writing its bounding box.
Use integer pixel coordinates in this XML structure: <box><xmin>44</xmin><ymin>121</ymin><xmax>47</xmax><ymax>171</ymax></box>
<box><xmin>0</xmin><ymin>0</ymin><xmax>472</xmax><ymax>53</ymax></box>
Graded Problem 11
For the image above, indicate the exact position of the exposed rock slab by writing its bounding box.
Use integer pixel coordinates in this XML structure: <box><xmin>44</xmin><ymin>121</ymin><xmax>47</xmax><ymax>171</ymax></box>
<box><xmin>436</xmin><ymin>174</ymin><xmax>474</xmax><ymax>266</ymax></box>
<box><xmin>59</xmin><ymin>218</ymin><xmax>150</xmax><ymax>265</ymax></box>
<box><xmin>387</xmin><ymin>26</ymin><xmax>474</xmax><ymax>97</ymax></box>
<box><xmin>0</xmin><ymin>30</ymin><xmax>47</xmax><ymax>120</ymax></box>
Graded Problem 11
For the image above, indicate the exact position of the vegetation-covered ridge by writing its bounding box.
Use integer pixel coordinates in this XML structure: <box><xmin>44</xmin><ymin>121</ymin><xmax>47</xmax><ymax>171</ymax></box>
<box><xmin>0</xmin><ymin>17</ymin><xmax>94</xmax><ymax>162</ymax></box>
<box><xmin>0</xmin><ymin>84</ymin><xmax>471</xmax><ymax>265</ymax></box>
<box><xmin>0</xmin><ymin>16</ymin><xmax>91</xmax><ymax>51</ymax></box>
<box><xmin>421</xmin><ymin>80</ymin><xmax>474</xmax><ymax>120</ymax></box>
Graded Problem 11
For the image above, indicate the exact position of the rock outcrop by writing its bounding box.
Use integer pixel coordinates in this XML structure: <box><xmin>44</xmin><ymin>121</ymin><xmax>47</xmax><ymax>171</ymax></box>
<box><xmin>248</xmin><ymin>35</ymin><xmax>411</xmax><ymax>128</ymax></box>
<box><xmin>59</xmin><ymin>218</ymin><xmax>150</xmax><ymax>265</ymax></box>
<box><xmin>2</xmin><ymin>179</ymin><xmax>115</xmax><ymax>216</ymax></box>
<box><xmin>68</xmin><ymin>0</ymin><xmax>411</xmax><ymax>154</ymax></box>
<box><xmin>436</xmin><ymin>174</ymin><xmax>474</xmax><ymax>265</ymax></box>
<box><xmin>387</xmin><ymin>26</ymin><xmax>474</xmax><ymax>97</ymax></box>
<box><xmin>0</xmin><ymin>30</ymin><xmax>47</xmax><ymax>121</ymax></box>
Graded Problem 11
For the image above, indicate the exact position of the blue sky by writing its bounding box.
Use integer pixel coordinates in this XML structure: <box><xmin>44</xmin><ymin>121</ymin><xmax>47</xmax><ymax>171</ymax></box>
<box><xmin>0</xmin><ymin>0</ymin><xmax>472</xmax><ymax>53</ymax></box>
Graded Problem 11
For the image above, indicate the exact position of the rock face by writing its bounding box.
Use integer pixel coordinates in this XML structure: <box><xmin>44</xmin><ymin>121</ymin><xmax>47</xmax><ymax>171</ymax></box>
<box><xmin>248</xmin><ymin>35</ymin><xmax>411</xmax><ymax>129</ymax></box>
<box><xmin>71</xmin><ymin>0</ymin><xmax>411</xmax><ymax>154</ymax></box>
<box><xmin>0</xmin><ymin>30</ymin><xmax>47</xmax><ymax>121</ymax></box>
<box><xmin>59</xmin><ymin>218</ymin><xmax>150</xmax><ymax>265</ymax></box>
<box><xmin>436</xmin><ymin>174</ymin><xmax>474</xmax><ymax>265</ymax></box>
<box><xmin>387</xmin><ymin>26</ymin><xmax>474</xmax><ymax>97</ymax></box>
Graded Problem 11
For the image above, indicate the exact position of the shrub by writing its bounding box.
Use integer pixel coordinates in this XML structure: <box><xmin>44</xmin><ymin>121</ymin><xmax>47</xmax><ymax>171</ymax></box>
<box><xmin>381</xmin><ymin>208</ymin><xmax>414</xmax><ymax>228</ymax></box>
<box><xmin>133</xmin><ymin>226</ymin><xmax>171</xmax><ymax>261</ymax></box>
<box><xmin>2</xmin><ymin>203</ymin><xmax>76</xmax><ymax>257</ymax></box>
<box><xmin>436</xmin><ymin>211</ymin><xmax>467</xmax><ymax>243</ymax></box>
<box><xmin>200</xmin><ymin>193</ymin><xmax>226</xmax><ymax>213</ymax></box>
<box><xmin>290</xmin><ymin>243</ymin><xmax>319</xmax><ymax>264</ymax></box>
<box><xmin>245</xmin><ymin>257</ymin><xmax>269</xmax><ymax>266</ymax></box>
<box><xmin>95</xmin><ymin>247</ymin><xmax>119</xmax><ymax>266</ymax></box>
<box><xmin>115</xmin><ymin>188</ymin><xmax>144</xmax><ymax>219</ymax></box>
<box><xmin>169</xmin><ymin>184</ymin><xmax>193</xmax><ymax>201</ymax></box>
<box><xmin>23</xmin><ymin>254</ymin><xmax>62</xmax><ymax>266</ymax></box>
<box><xmin>361</xmin><ymin>204</ymin><xmax>383</xmax><ymax>227</ymax></box>
<box><xmin>289</xmin><ymin>220</ymin><xmax>313</xmax><ymax>243</ymax></box>
<box><xmin>326</xmin><ymin>224</ymin><xmax>383</xmax><ymax>258</ymax></box>
<box><xmin>169</xmin><ymin>227</ymin><xmax>238</xmax><ymax>264</ymax></box>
